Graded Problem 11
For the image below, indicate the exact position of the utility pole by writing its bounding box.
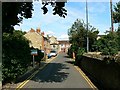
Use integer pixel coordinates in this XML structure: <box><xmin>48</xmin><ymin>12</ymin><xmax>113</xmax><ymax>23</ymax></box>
<box><xmin>86</xmin><ymin>0</ymin><xmax>89</xmax><ymax>52</ymax></box>
<box><xmin>110</xmin><ymin>0</ymin><xmax>114</xmax><ymax>32</ymax></box>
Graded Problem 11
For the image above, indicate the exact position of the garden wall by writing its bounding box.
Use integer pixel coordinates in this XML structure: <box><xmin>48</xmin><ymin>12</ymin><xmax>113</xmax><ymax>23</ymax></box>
<box><xmin>79</xmin><ymin>55</ymin><xmax>120</xmax><ymax>89</ymax></box>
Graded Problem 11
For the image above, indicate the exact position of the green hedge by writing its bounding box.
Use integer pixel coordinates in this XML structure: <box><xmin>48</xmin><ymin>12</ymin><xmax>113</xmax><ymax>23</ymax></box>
<box><xmin>2</xmin><ymin>31</ymin><xmax>31</xmax><ymax>83</ymax></box>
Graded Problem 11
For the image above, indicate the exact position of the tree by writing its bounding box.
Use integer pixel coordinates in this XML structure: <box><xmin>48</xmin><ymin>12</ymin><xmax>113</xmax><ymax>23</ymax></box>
<box><xmin>2</xmin><ymin>2</ymin><xmax>34</xmax><ymax>33</ymax></box>
<box><xmin>93</xmin><ymin>31</ymin><xmax>119</xmax><ymax>56</ymax></box>
<box><xmin>113</xmin><ymin>1</ymin><xmax>120</xmax><ymax>23</ymax></box>
<box><xmin>116</xmin><ymin>26</ymin><xmax>120</xmax><ymax>50</ymax></box>
<box><xmin>2</xmin><ymin>1</ymin><xmax>67</xmax><ymax>33</ymax></box>
<box><xmin>88</xmin><ymin>26</ymin><xmax>99</xmax><ymax>51</ymax></box>
<box><xmin>68</xmin><ymin>19</ymin><xmax>99</xmax><ymax>53</ymax></box>
<box><xmin>41</xmin><ymin>0</ymin><xmax>67</xmax><ymax>18</ymax></box>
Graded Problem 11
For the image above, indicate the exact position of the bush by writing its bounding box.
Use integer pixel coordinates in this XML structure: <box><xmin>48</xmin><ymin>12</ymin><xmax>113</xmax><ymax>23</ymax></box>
<box><xmin>75</xmin><ymin>48</ymin><xmax>85</xmax><ymax>66</ymax></box>
<box><xmin>67</xmin><ymin>47</ymin><xmax>73</xmax><ymax>58</ymax></box>
<box><xmin>2</xmin><ymin>31</ymin><xmax>31</xmax><ymax>83</ymax></box>
<box><xmin>67</xmin><ymin>45</ymin><xmax>78</xmax><ymax>58</ymax></box>
<box><xmin>93</xmin><ymin>32</ymin><xmax>119</xmax><ymax>56</ymax></box>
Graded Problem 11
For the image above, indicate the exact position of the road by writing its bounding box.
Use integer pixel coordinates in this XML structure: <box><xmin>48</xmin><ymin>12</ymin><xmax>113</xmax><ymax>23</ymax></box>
<box><xmin>18</xmin><ymin>52</ymin><xmax>97</xmax><ymax>89</ymax></box>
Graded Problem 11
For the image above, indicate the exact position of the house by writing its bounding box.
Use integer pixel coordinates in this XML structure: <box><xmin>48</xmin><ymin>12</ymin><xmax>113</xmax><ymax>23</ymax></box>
<box><xmin>24</xmin><ymin>28</ymin><xmax>43</xmax><ymax>50</ymax></box>
<box><xmin>24</xmin><ymin>28</ymin><xmax>51</xmax><ymax>55</ymax></box>
<box><xmin>58</xmin><ymin>40</ymin><xmax>71</xmax><ymax>53</ymax></box>
<box><xmin>49</xmin><ymin>36</ymin><xmax>59</xmax><ymax>52</ymax></box>
<box><xmin>43</xmin><ymin>35</ymin><xmax>51</xmax><ymax>54</ymax></box>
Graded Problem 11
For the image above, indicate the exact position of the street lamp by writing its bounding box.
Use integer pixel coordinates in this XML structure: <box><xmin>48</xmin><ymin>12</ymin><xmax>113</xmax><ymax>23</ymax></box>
<box><xmin>110</xmin><ymin>0</ymin><xmax>114</xmax><ymax>32</ymax></box>
<box><xmin>86</xmin><ymin>0</ymin><xmax>89</xmax><ymax>52</ymax></box>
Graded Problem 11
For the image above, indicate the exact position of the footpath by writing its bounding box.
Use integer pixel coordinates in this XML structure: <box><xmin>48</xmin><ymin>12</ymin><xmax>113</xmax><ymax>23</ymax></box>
<box><xmin>2</xmin><ymin>57</ymin><xmax>56</xmax><ymax>89</ymax></box>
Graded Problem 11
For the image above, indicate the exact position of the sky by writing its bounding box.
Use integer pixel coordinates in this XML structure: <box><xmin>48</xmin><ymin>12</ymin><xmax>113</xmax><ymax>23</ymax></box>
<box><xmin>14</xmin><ymin>1</ymin><xmax>120</xmax><ymax>40</ymax></box>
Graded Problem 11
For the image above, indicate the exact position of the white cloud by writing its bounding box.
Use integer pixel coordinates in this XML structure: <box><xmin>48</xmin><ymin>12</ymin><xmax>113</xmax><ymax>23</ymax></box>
<box><xmin>45</xmin><ymin>30</ymin><xmax>55</xmax><ymax>36</ymax></box>
<box><xmin>58</xmin><ymin>34</ymin><xmax>69</xmax><ymax>40</ymax></box>
<box><xmin>67</xmin><ymin>6</ymin><xmax>85</xmax><ymax>21</ymax></box>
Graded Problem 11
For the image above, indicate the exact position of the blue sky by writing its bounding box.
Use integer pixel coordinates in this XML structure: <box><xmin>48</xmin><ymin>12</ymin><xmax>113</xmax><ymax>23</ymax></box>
<box><xmin>14</xmin><ymin>1</ymin><xmax>119</xmax><ymax>40</ymax></box>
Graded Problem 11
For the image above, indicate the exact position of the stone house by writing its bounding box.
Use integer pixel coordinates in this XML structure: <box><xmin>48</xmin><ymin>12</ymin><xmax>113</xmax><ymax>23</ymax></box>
<box><xmin>43</xmin><ymin>35</ymin><xmax>51</xmax><ymax>54</ymax></box>
<box><xmin>24</xmin><ymin>28</ymin><xmax>43</xmax><ymax>50</ymax></box>
<box><xmin>24</xmin><ymin>28</ymin><xmax>51</xmax><ymax>55</ymax></box>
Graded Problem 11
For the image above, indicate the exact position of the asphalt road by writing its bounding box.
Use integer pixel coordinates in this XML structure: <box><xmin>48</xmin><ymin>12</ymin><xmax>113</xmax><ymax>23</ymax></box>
<box><xmin>20</xmin><ymin>52</ymin><xmax>96</xmax><ymax>89</ymax></box>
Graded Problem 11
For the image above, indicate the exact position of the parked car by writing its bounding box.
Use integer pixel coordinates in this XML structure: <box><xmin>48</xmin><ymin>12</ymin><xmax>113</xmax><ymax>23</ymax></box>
<box><xmin>49</xmin><ymin>50</ymin><xmax>57</xmax><ymax>57</ymax></box>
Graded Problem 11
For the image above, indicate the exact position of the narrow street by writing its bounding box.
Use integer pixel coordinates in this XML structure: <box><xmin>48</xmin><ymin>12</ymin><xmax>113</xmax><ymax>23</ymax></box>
<box><xmin>17</xmin><ymin>52</ymin><xmax>97</xmax><ymax>89</ymax></box>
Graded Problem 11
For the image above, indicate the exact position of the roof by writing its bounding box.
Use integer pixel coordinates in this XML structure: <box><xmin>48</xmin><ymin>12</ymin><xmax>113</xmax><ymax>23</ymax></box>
<box><xmin>58</xmin><ymin>40</ymin><xmax>70</xmax><ymax>44</ymax></box>
<box><xmin>50</xmin><ymin>43</ymin><xmax>59</xmax><ymax>45</ymax></box>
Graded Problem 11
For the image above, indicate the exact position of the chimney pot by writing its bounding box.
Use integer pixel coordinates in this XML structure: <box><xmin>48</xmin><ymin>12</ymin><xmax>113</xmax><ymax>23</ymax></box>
<box><xmin>41</xmin><ymin>32</ymin><xmax>44</xmax><ymax>36</ymax></box>
<box><xmin>36</xmin><ymin>28</ymin><xmax>41</xmax><ymax>33</ymax></box>
<box><xmin>30</xmin><ymin>28</ymin><xmax>35</xmax><ymax>32</ymax></box>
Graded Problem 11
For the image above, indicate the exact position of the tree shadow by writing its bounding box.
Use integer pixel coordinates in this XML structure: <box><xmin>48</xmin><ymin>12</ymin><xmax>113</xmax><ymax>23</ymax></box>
<box><xmin>65</xmin><ymin>61</ymin><xmax>76</xmax><ymax>65</ymax></box>
<box><xmin>64</xmin><ymin>55</ymin><xmax>70</xmax><ymax>58</ymax></box>
<box><xmin>64</xmin><ymin>54</ymin><xmax>76</xmax><ymax>66</ymax></box>
<box><xmin>31</xmin><ymin>62</ymin><xmax>70</xmax><ymax>83</ymax></box>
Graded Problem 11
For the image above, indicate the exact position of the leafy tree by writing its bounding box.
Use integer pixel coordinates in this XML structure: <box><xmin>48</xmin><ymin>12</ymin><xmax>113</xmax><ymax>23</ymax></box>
<box><xmin>93</xmin><ymin>31</ymin><xmax>119</xmax><ymax>56</ymax></box>
<box><xmin>75</xmin><ymin>47</ymin><xmax>85</xmax><ymax>66</ymax></box>
<box><xmin>68</xmin><ymin>19</ymin><xmax>86</xmax><ymax>52</ymax></box>
<box><xmin>88</xmin><ymin>26</ymin><xmax>99</xmax><ymax>51</ymax></box>
<box><xmin>2</xmin><ymin>1</ymin><xmax>67</xmax><ymax>33</ymax></box>
<box><xmin>116</xmin><ymin>25</ymin><xmax>120</xmax><ymax>50</ymax></box>
<box><xmin>68</xmin><ymin>19</ymin><xmax>99</xmax><ymax>53</ymax></box>
<box><xmin>68</xmin><ymin>19</ymin><xmax>99</xmax><ymax>65</ymax></box>
<box><xmin>41</xmin><ymin>0</ymin><xmax>67</xmax><ymax>18</ymax></box>
<box><xmin>2</xmin><ymin>30</ymin><xmax>31</xmax><ymax>83</ymax></box>
<box><xmin>113</xmin><ymin>1</ymin><xmax>120</xmax><ymax>23</ymax></box>
<box><xmin>2</xmin><ymin>2</ymin><xmax>34</xmax><ymax>33</ymax></box>
<box><xmin>67</xmin><ymin>44</ymin><xmax>78</xmax><ymax>58</ymax></box>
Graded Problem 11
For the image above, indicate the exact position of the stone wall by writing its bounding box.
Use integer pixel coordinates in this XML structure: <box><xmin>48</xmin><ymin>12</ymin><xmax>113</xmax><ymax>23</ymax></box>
<box><xmin>79</xmin><ymin>55</ymin><xmax>120</xmax><ymax>89</ymax></box>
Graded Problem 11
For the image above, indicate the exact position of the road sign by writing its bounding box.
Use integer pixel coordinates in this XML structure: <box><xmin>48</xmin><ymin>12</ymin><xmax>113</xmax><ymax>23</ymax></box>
<box><xmin>31</xmin><ymin>49</ymin><xmax>38</xmax><ymax>56</ymax></box>
<box><xmin>31</xmin><ymin>49</ymin><xmax>38</xmax><ymax>67</ymax></box>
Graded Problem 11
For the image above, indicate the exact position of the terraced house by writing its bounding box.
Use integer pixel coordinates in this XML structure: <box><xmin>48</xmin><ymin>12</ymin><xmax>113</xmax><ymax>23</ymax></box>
<box><xmin>24</xmin><ymin>29</ymin><xmax>61</xmax><ymax>54</ymax></box>
<box><xmin>24</xmin><ymin>28</ymin><xmax>43</xmax><ymax>50</ymax></box>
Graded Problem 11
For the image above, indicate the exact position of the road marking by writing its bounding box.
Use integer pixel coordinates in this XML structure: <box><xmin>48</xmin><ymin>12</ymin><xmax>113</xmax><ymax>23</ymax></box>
<box><xmin>74</xmin><ymin>66</ymin><xmax>97</xmax><ymax>90</ymax></box>
<box><xmin>17</xmin><ymin>70</ymin><xmax>38</xmax><ymax>90</ymax></box>
<box><xmin>16</xmin><ymin>56</ymin><xmax>57</xmax><ymax>90</ymax></box>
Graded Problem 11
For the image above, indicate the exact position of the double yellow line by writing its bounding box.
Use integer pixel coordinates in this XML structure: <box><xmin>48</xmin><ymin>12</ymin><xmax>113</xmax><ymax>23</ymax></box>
<box><xmin>74</xmin><ymin>66</ymin><xmax>97</xmax><ymax>90</ymax></box>
<box><xmin>16</xmin><ymin>70</ymin><xmax>39</xmax><ymax>90</ymax></box>
<box><xmin>16</xmin><ymin>56</ymin><xmax>56</xmax><ymax>90</ymax></box>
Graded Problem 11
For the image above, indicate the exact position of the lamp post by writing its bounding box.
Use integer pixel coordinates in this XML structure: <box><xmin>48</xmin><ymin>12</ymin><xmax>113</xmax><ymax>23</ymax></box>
<box><xmin>86</xmin><ymin>0</ymin><xmax>89</xmax><ymax>52</ymax></box>
<box><xmin>110</xmin><ymin>0</ymin><xmax>114</xmax><ymax>32</ymax></box>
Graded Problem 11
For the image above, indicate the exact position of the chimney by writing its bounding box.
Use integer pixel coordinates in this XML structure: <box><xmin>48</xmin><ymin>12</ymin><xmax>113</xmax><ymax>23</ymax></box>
<box><xmin>36</xmin><ymin>28</ymin><xmax>41</xmax><ymax>33</ymax></box>
<box><xmin>41</xmin><ymin>32</ymin><xmax>44</xmax><ymax>36</ymax></box>
<box><xmin>30</xmin><ymin>28</ymin><xmax>35</xmax><ymax>32</ymax></box>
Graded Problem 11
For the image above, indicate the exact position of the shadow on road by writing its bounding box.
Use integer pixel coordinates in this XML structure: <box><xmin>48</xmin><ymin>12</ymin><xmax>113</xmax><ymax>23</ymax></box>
<box><xmin>64</xmin><ymin>55</ymin><xmax>70</xmax><ymax>58</ymax></box>
<box><xmin>65</xmin><ymin>61</ymin><xmax>75</xmax><ymax>65</ymax></box>
<box><xmin>64</xmin><ymin>55</ymin><xmax>76</xmax><ymax>65</ymax></box>
<box><xmin>31</xmin><ymin>62</ymin><xmax>70</xmax><ymax>83</ymax></box>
